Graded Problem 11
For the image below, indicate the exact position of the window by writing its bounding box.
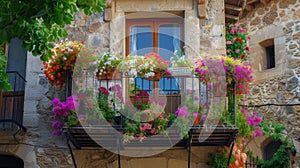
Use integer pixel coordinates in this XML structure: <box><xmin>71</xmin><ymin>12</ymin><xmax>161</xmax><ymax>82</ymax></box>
<box><xmin>260</xmin><ymin>39</ymin><xmax>275</xmax><ymax>70</ymax></box>
<box><xmin>264</xmin><ymin>140</ymin><xmax>282</xmax><ymax>161</ymax></box>
<box><xmin>266</xmin><ymin>45</ymin><xmax>275</xmax><ymax>69</ymax></box>
<box><xmin>126</xmin><ymin>18</ymin><xmax>184</xmax><ymax>94</ymax></box>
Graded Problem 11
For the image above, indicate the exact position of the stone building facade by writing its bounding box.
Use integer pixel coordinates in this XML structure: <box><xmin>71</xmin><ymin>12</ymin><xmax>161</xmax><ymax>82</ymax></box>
<box><xmin>239</xmin><ymin>0</ymin><xmax>300</xmax><ymax>166</ymax></box>
<box><xmin>0</xmin><ymin>0</ymin><xmax>226</xmax><ymax>167</ymax></box>
<box><xmin>1</xmin><ymin>0</ymin><xmax>299</xmax><ymax>167</ymax></box>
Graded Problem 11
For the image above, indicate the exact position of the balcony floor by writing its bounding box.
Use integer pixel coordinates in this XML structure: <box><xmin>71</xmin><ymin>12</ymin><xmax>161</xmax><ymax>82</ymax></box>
<box><xmin>65</xmin><ymin>125</ymin><xmax>238</xmax><ymax>150</ymax></box>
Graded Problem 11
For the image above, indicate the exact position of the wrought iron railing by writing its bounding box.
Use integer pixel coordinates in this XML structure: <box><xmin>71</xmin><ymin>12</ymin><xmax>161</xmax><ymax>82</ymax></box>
<box><xmin>65</xmin><ymin>70</ymin><xmax>237</xmax><ymax>127</ymax></box>
<box><xmin>0</xmin><ymin>71</ymin><xmax>26</xmax><ymax>132</ymax></box>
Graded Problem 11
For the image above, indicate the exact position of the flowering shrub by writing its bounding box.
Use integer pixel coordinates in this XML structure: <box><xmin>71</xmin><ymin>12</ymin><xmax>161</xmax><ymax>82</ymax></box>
<box><xmin>123</xmin><ymin>98</ymin><xmax>173</xmax><ymax>142</ymax></box>
<box><xmin>229</xmin><ymin>139</ymin><xmax>248</xmax><ymax>168</ymax></box>
<box><xmin>96</xmin><ymin>53</ymin><xmax>121</xmax><ymax>79</ymax></box>
<box><xmin>51</xmin><ymin>95</ymin><xmax>80</xmax><ymax>136</ymax></box>
<box><xmin>138</xmin><ymin>52</ymin><xmax>170</xmax><ymax>78</ymax></box>
<box><xmin>172</xmin><ymin>90</ymin><xmax>200</xmax><ymax>138</ymax></box>
<box><xmin>226</xmin><ymin>23</ymin><xmax>250</xmax><ymax>61</ymax></box>
<box><xmin>119</xmin><ymin>52</ymin><xmax>170</xmax><ymax>79</ymax></box>
<box><xmin>43</xmin><ymin>40</ymin><xmax>97</xmax><ymax>87</ymax></box>
<box><xmin>43</xmin><ymin>41</ymin><xmax>83</xmax><ymax>87</ymax></box>
<box><xmin>194</xmin><ymin>55</ymin><xmax>253</xmax><ymax>95</ymax></box>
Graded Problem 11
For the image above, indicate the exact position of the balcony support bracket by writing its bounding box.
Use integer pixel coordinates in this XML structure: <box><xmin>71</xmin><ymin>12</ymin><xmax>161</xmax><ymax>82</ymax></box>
<box><xmin>66</xmin><ymin>134</ymin><xmax>78</xmax><ymax>168</ymax></box>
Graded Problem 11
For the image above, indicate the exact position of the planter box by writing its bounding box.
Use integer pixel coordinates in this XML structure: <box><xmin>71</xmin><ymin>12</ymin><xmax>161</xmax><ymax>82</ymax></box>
<box><xmin>168</xmin><ymin>67</ymin><xmax>192</xmax><ymax>77</ymax></box>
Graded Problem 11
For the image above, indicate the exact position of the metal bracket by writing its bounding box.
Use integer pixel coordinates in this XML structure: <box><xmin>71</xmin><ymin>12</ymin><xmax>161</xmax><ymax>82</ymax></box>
<box><xmin>66</xmin><ymin>134</ymin><xmax>78</xmax><ymax>168</ymax></box>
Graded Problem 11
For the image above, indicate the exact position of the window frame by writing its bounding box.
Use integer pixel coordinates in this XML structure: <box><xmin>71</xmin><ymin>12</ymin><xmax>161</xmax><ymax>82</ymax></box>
<box><xmin>126</xmin><ymin>18</ymin><xmax>184</xmax><ymax>56</ymax></box>
<box><xmin>126</xmin><ymin>18</ymin><xmax>185</xmax><ymax>95</ymax></box>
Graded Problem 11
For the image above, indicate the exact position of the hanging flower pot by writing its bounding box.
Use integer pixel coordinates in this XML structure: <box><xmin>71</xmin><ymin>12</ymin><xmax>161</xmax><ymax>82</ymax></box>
<box><xmin>140</xmin><ymin>71</ymin><xmax>162</xmax><ymax>81</ymax></box>
<box><xmin>97</xmin><ymin>69</ymin><xmax>122</xmax><ymax>80</ymax></box>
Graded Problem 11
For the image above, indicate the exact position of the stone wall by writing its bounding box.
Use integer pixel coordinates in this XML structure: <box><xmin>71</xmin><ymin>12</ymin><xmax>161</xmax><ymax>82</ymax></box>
<box><xmin>240</xmin><ymin>0</ymin><xmax>300</xmax><ymax>166</ymax></box>
<box><xmin>0</xmin><ymin>0</ymin><xmax>228</xmax><ymax>167</ymax></box>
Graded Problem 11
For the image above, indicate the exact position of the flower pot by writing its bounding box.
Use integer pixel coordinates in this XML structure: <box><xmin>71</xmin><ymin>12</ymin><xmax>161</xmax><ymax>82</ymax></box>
<box><xmin>141</xmin><ymin>72</ymin><xmax>161</xmax><ymax>81</ymax></box>
<box><xmin>129</xmin><ymin>95</ymin><xmax>149</xmax><ymax>110</ymax></box>
<box><xmin>168</xmin><ymin>66</ymin><xmax>191</xmax><ymax>77</ymax></box>
<box><xmin>97</xmin><ymin>70</ymin><xmax>121</xmax><ymax>80</ymax></box>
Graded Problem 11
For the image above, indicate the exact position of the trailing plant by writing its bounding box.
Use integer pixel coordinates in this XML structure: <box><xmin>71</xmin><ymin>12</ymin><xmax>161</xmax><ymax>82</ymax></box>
<box><xmin>0</xmin><ymin>49</ymin><xmax>11</xmax><ymax>90</ymax></box>
<box><xmin>226</xmin><ymin>23</ymin><xmax>250</xmax><ymax>61</ymax></box>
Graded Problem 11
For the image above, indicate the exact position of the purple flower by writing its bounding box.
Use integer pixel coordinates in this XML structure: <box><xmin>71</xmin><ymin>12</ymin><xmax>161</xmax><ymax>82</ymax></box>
<box><xmin>253</xmin><ymin>127</ymin><xmax>263</xmax><ymax>138</ymax></box>
<box><xmin>52</xmin><ymin>98</ymin><xmax>60</xmax><ymax>106</ymax></box>
<box><xmin>175</xmin><ymin>106</ymin><xmax>189</xmax><ymax>118</ymax></box>
<box><xmin>52</xmin><ymin>121</ymin><xmax>64</xmax><ymax>129</ymax></box>
<box><xmin>247</xmin><ymin>117</ymin><xmax>254</xmax><ymax>126</ymax></box>
<box><xmin>52</xmin><ymin>130</ymin><xmax>62</xmax><ymax>136</ymax></box>
<box><xmin>253</xmin><ymin>115</ymin><xmax>262</xmax><ymax>125</ymax></box>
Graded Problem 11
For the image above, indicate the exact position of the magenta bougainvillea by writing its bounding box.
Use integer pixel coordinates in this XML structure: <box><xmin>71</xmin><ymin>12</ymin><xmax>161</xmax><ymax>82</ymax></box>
<box><xmin>51</xmin><ymin>95</ymin><xmax>79</xmax><ymax>136</ymax></box>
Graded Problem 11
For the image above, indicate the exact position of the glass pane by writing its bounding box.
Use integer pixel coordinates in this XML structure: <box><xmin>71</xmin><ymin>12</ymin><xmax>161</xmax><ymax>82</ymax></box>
<box><xmin>130</xmin><ymin>26</ymin><xmax>152</xmax><ymax>56</ymax></box>
<box><xmin>158</xmin><ymin>24</ymin><xmax>181</xmax><ymax>62</ymax></box>
<box><xmin>158</xmin><ymin>24</ymin><xmax>181</xmax><ymax>93</ymax></box>
<box><xmin>129</xmin><ymin>26</ymin><xmax>153</xmax><ymax>91</ymax></box>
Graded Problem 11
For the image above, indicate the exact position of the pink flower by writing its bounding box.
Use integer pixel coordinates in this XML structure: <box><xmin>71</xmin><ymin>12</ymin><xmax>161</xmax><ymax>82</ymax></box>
<box><xmin>193</xmin><ymin>112</ymin><xmax>200</xmax><ymax>118</ymax></box>
<box><xmin>175</xmin><ymin>106</ymin><xmax>189</xmax><ymax>118</ymax></box>
<box><xmin>157</xmin><ymin>125</ymin><xmax>161</xmax><ymax>130</ymax></box>
<box><xmin>240</xmin><ymin>28</ymin><xmax>246</xmax><ymax>33</ymax></box>
<box><xmin>230</xmin><ymin>27</ymin><xmax>237</xmax><ymax>34</ymax></box>
<box><xmin>235</xmin><ymin>49</ymin><xmax>240</xmax><ymax>54</ymax></box>
<box><xmin>253</xmin><ymin>127</ymin><xmax>263</xmax><ymax>138</ymax></box>
<box><xmin>226</xmin><ymin>41</ymin><xmax>232</xmax><ymax>45</ymax></box>
<box><xmin>235</xmin><ymin>23</ymin><xmax>241</xmax><ymax>27</ymax></box>
<box><xmin>52</xmin><ymin>98</ymin><xmax>60</xmax><ymax>106</ymax></box>
<box><xmin>98</xmin><ymin>87</ymin><xmax>109</xmax><ymax>95</ymax></box>
<box><xmin>226</xmin><ymin>50</ymin><xmax>230</xmax><ymax>53</ymax></box>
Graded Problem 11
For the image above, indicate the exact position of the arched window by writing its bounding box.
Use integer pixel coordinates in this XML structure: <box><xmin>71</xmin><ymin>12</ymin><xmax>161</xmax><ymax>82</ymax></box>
<box><xmin>0</xmin><ymin>153</ymin><xmax>24</xmax><ymax>168</ymax></box>
<box><xmin>263</xmin><ymin>140</ymin><xmax>282</xmax><ymax>161</ymax></box>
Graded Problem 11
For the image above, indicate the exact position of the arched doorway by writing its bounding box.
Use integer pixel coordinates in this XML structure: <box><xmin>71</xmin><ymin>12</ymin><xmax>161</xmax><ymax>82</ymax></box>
<box><xmin>0</xmin><ymin>153</ymin><xmax>24</xmax><ymax>168</ymax></box>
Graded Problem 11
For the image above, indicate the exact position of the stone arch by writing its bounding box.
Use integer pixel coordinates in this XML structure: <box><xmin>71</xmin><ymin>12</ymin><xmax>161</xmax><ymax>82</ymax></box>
<box><xmin>0</xmin><ymin>152</ymin><xmax>24</xmax><ymax>168</ymax></box>
<box><xmin>260</xmin><ymin>137</ymin><xmax>282</xmax><ymax>161</ymax></box>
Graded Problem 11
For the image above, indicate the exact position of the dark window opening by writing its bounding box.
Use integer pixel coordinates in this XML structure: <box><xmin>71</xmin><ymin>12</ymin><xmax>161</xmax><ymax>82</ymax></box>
<box><xmin>0</xmin><ymin>154</ymin><xmax>24</xmax><ymax>168</ymax></box>
<box><xmin>266</xmin><ymin>45</ymin><xmax>275</xmax><ymax>69</ymax></box>
<box><xmin>264</xmin><ymin>140</ymin><xmax>282</xmax><ymax>161</ymax></box>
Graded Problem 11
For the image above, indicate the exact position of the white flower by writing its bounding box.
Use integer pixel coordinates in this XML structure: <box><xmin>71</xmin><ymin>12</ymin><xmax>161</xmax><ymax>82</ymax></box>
<box><xmin>174</xmin><ymin>50</ymin><xmax>178</xmax><ymax>56</ymax></box>
<box><xmin>144</xmin><ymin>72</ymin><xmax>155</xmax><ymax>78</ymax></box>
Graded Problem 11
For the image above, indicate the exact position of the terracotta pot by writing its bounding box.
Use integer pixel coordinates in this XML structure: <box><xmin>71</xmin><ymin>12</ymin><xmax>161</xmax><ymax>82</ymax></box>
<box><xmin>141</xmin><ymin>72</ymin><xmax>161</xmax><ymax>81</ymax></box>
<box><xmin>97</xmin><ymin>70</ymin><xmax>121</xmax><ymax>80</ymax></box>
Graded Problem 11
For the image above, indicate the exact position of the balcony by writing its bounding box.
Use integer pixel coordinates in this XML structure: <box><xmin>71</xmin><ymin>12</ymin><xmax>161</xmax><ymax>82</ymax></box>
<box><xmin>0</xmin><ymin>71</ymin><xmax>27</xmax><ymax>133</ymax></box>
<box><xmin>62</xmin><ymin>72</ymin><xmax>238</xmax><ymax>167</ymax></box>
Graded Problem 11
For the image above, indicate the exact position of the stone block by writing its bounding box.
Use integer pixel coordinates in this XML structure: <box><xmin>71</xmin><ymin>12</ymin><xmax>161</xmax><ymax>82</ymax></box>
<box><xmin>88</xmin><ymin>22</ymin><xmax>102</xmax><ymax>33</ymax></box>
<box><xmin>293</xmin><ymin>32</ymin><xmax>300</xmax><ymax>40</ymax></box>
<box><xmin>288</xmin><ymin>59</ymin><xmax>300</xmax><ymax>69</ymax></box>
<box><xmin>24</xmin><ymin>100</ymin><xmax>38</xmax><ymax>114</ymax></box>
<box><xmin>23</xmin><ymin>114</ymin><xmax>40</xmax><ymax>127</ymax></box>
<box><xmin>198</xmin><ymin>4</ymin><xmax>208</xmax><ymax>19</ymax></box>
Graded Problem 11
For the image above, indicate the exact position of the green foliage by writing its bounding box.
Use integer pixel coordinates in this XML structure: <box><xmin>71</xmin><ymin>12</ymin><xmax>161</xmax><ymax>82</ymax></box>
<box><xmin>0</xmin><ymin>49</ymin><xmax>11</xmax><ymax>90</ymax></box>
<box><xmin>0</xmin><ymin>0</ymin><xmax>105</xmax><ymax>90</ymax></box>
<box><xmin>0</xmin><ymin>0</ymin><xmax>106</xmax><ymax>61</ymax></box>
<box><xmin>258</xmin><ymin>144</ymin><xmax>289</xmax><ymax>168</ymax></box>
<box><xmin>208</xmin><ymin>152</ymin><xmax>229</xmax><ymax>168</ymax></box>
